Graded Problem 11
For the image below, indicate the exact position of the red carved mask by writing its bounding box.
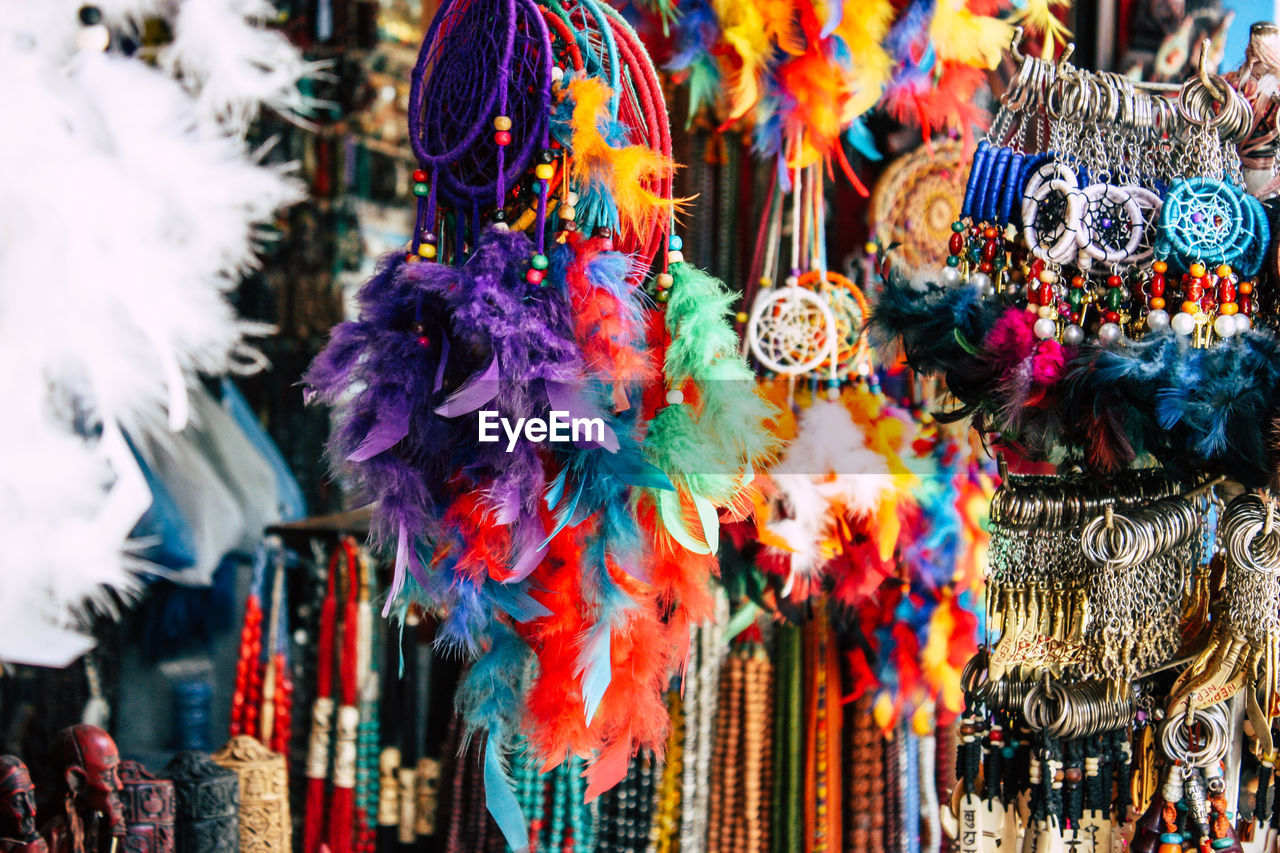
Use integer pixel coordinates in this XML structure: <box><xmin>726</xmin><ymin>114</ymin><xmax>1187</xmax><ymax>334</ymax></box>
<box><xmin>0</xmin><ymin>756</ymin><xmax>41</xmax><ymax>846</ymax></box>
<box><xmin>53</xmin><ymin>727</ymin><xmax>124</xmax><ymax>837</ymax></box>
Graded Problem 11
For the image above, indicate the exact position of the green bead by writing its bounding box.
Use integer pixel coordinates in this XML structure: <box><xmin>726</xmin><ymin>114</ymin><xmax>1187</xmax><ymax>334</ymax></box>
<box><xmin>1212</xmin><ymin>840</ymin><xmax>1234</xmax><ymax>850</ymax></box>
<box><xmin>531</xmin><ymin>253</ymin><xmax>549</xmax><ymax>270</ymax></box>
<box><xmin>952</xmin><ymin>221</ymin><xmax>965</xmax><ymax>233</ymax></box>
<box><xmin>1105</xmin><ymin>288</ymin><xmax>1123</xmax><ymax>310</ymax></box>
<box><xmin>656</xmin><ymin>290</ymin><xmax>670</xmax><ymax>303</ymax></box>
<box><xmin>1066</xmin><ymin>289</ymin><xmax>1085</xmax><ymax>308</ymax></box>
<box><xmin>413</xmin><ymin>182</ymin><xmax>430</xmax><ymax>197</ymax></box>
<box><xmin>946</xmin><ymin>255</ymin><xmax>960</xmax><ymax>268</ymax></box>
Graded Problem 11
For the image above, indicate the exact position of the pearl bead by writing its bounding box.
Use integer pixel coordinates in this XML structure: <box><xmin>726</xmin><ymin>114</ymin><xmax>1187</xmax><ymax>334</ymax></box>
<box><xmin>968</xmin><ymin>272</ymin><xmax>992</xmax><ymax>291</ymax></box>
<box><xmin>665</xmin><ymin>388</ymin><xmax>684</xmax><ymax>405</ymax></box>
<box><xmin>1235</xmin><ymin>313</ymin><xmax>1252</xmax><ymax>334</ymax></box>
<box><xmin>1214</xmin><ymin>314</ymin><xmax>1237</xmax><ymax>338</ymax></box>
<box><xmin>1063</xmin><ymin>324</ymin><xmax>1085</xmax><ymax>345</ymax></box>
<box><xmin>785</xmin><ymin>275</ymin><xmax>800</xmax><ymax>287</ymax></box>
<box><xmin>1171</xmin><ymin>312</ymin><xmax>1196</xmax><ymax>336</ymax></box>
<box><xmin>77</xmin><ymin>24</ymin><xmax>110</xmax><ymax>52</ymax></box>
<box><xmin>1146</xmin><ymin>308</ymin><xmax>1170</xmax><ymax>331</ymax></box>
<box><xmin>939</xmin><ymin>266</ymin><xmax>962</xmax><ymax>287</ymax></box>
<box><xmin>668</xmin><ymin>250</ymin><xmax>684</xmax><ymax>264</ymax></box>
<box><xmin>1033</xmin><ymin>318</ymin><xmax>1057</xmax><ymax>340</ymax></box>
<box><xmin>1098</xmin><ymin>322</ymin><xmax>1122</xmax><ymax>344</ymax></box>
<box><xmin>560</xmin><ymin>205</ymin><xmax>576</xmax><ymax>220</ymax></box>
<box><xmin>551</xmin><ymin>66</ymin><xmax>564</xmax><ymax>82</ymax></box>
<box><xmin>1038</xmin><ymin>305</ymin><xmax>1056</xmax><ymax>319</ymax></box>
<box><xmin>827</xmin><ymin>387</ymin><xmax>840</xmax><ymax>401</ymax></box>
<box><xmin>1038</xmin><ymin>270</ymin><xmax>1059</xmax><ymax>284</ymax></box>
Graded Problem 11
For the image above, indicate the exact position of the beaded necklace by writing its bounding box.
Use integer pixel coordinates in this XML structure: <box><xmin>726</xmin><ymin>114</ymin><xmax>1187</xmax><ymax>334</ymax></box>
<box><xmin>648</xmin><ymin>691</ymin><xmax>683</xmax><ymax>852</ymax></box>
<box><xmin>302</xmin><ymin>537</ymin><xmax>361</xmax><ymax>853</ymax></box>
<box><xmin>353</xmin><ymin>549</ymin><xmax>379</xmax><ymax>853</ymax></box>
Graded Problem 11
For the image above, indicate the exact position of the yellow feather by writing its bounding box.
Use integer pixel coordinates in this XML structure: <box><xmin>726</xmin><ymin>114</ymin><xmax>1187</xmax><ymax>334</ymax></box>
<box><xmin>1008</xmin><ymin>0</ymin><xmax>1072</xmax><ymax>49</ymax></box>
<box><xmin>716</xmin><ymin>0</ymin><xmax>773</xmax><ymax>120</ymax></box>
<box><xmin>566</xmin><ymin>77</ymin><xmax>685</xmax><ymax>235</ymax></box>
<box><xmin>834</xmin><ymin>0</ymin><xmax>895</xmax><ymax>119</ymax></box>
<box><xmin>930</xmin><ymin>0</ymin><xmax>1015</xmax><ymax>69</ymax></box>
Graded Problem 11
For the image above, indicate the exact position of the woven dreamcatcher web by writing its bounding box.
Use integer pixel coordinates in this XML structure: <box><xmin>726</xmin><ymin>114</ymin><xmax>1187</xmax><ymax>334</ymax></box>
<box><xmin>411</xmin><ymin>0</ymin><xmax>552</xmax><ymax>211</ymax></box>
<box><xmin>1078</xmin><ymin>183</ymin><xmax>1143</xmax><ymax>265</ymax></box>
<box><xmin>798</xmin><ymin>271</ymin><xmax>869</xmax><ymax>376</ymax></box>
<box><xmin>869</xmin><ymin>140</ymin><xmax>967</xmax><ymax>271</ymax></box>
<box><xmin>1125</xmin><ymin>186</ymin><xmax>1162</xmax><ymax>264</ymax></box>
<box><xmin>1158</xmin><ymin>177</ymin><xmax>1242</xmax><ymax>265</ymax></box>
<box><xmin>1023</xmin><ymin>169</ymin><xmax>1084</xmax><ymax>264</ymax></box>
<box><xmin>747</xmin><ymin>286</ymin><xmax>836</xmax><ymax>376</ymax></box>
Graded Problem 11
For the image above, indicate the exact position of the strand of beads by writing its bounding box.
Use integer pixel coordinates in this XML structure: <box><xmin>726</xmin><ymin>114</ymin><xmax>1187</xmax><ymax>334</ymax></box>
<box><xmin>648</xmin><ymin>692</ymin><xmax>683</xmax><ymax>853</ymax></box>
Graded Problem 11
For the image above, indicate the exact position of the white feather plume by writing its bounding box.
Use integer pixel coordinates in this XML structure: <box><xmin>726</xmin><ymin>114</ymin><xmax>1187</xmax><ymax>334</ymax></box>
<box><xmin>159</xmin><ymin>0</ymin><xmax>316</xmax><ymax>135</ymax></box>
<box><xmin>766</xmin><ymin>400</ymin><xmax>895</xmax><ymax>579</ymax></box>
<box><xmin>0</xmin><ymin>0</ymin><xmax>304</xmax><ymax>665</ymax></box>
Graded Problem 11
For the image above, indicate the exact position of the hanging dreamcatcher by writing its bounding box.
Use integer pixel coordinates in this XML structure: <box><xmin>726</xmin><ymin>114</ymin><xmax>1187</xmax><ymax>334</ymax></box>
<box><xmin>870</xmin><ymin>139</ymin><xmax>971</xmax><ymax>272</ymax></box>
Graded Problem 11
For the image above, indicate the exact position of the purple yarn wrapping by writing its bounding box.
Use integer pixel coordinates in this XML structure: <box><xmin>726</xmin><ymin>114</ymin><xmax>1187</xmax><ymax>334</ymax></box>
<box><xmin>409</xmin><ymin>0</ymin><xmax>553</xmax><ymax>210</ymax></box>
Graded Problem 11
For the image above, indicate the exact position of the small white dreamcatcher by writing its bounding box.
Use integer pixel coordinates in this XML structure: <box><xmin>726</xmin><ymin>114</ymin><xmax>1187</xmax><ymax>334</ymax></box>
<box><xmin>746</xmin><ymin>164</ymin><xmax>840</xmax><ymax>390</ymax></box>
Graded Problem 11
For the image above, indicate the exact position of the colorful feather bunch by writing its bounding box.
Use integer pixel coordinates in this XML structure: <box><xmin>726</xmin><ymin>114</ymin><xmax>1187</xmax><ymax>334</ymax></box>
<box><xmin>625</xmin><ymin>0</ymin><xmax>1019</xmax><ymax>182</ymax></box>
<box><xmin>720</xmin><ymin>381</ymin><xmax>992</xmax><ymax>726</ymax></box>
<box><xmin>868</xmin><ymin>271</ymin><xmax>1280</xmax><ymax>487</ymax></box>
<box><xmin>307</xmin><ymin>4</ymin><xmax>781</xmax><ymax>842</ymax></box>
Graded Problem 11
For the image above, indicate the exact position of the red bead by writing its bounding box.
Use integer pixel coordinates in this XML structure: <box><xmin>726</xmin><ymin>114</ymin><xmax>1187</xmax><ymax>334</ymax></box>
<box><xmin>1038</xmin><ymin>284</ymin><xmax>1054</xmax><ymax>304</ymax></box>
<box><xmin>417</xmin><ymin>335</ymin><xmax>430</xmax><ymax>347</ymax></box>
<box><xmin>983</xmin><ymin>226</ymin><xmax>998</xmax><ymax>239</ymax></box>
<box><xmin>526</xmin><ymin>268</ymin><xmax>545</xmax><ymax>284</ymax></box>
<box><xmin>1185</xmin><ymin>284</ymin><xmax>1203</xmax><ymax>301</ymax></box>
<box><xmin>494</xmin><ymin>130</ymin><xmax>512</xmax><ymax>146</ymax></box>
<box><xmin>1026</xmin><ymin>284</ymin><xmax>1040</xmax><ymax>303</ymax></box>
<box><xmin>1105</xmin><ymin>311</ymin><xmax>1120</xmax><ymax>323</ymax></box>
<box><xmin>1149</xmin><ymin>275</ymin><xmax>1165</xmax><ymax>296</ymax></box>
<box><xmin>979</xmin><ymin>261</ymin><xmax>993</xmax><ymax>273</ymax></box>
<box><xmin>1242</xmin><ymin>295</ymin><xmax>1255</xmax><ymax>314</ymax></box>
<box><xmin>981</xmin><ymin>241</ymin><xmax>997</xmax><ymax>261</ymax></box>
<box><xmin>1030</xmin><ymin>258</ymin><xmax>1045</xmax><ymax>275</ymax></box>
<box><xmin>412</xmin><ymin>169</ymin><xmax>427</xmax><ymax>183</ymax></box>
<box><xmin>1200</xmin><ymin>296</ymin><xmax>1216</xmax><ymax>313</ymax></box>
<box><xmin>1107</xmin><ymin>275</ymin><xmax>1123</xmax><ymax>288</ymax></box>
<box><xmin>949</xmin><ymin>233</ymin><xmax>964</xmax><ymax>255</ymax></box>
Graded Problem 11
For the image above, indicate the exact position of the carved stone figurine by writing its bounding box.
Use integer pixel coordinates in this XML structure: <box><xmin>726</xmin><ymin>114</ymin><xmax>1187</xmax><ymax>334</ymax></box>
<box><xmin>41</xmin><ymin>726</ymin><xmax>126</xmax><ymax>853</ymax></box>
<box><xmin>0</xmin><ymin>756</ymin><xmax>47</xmax><ymax>853</ymax></box>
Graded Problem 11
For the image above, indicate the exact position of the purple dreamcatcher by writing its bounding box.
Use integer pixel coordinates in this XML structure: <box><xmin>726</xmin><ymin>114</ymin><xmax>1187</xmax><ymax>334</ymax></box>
<box><xmin>408</xmin><ymin>0</ymin><xmax>555</xmax><ymax>255</ymax></box>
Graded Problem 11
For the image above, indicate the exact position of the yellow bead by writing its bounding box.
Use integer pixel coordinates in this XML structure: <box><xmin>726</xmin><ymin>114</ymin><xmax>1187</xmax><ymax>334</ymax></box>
<box><xmin>735</xmin><ymin>312</ymin><xmax>748</xmax><ymax>323</ymax></box>
<box><xmin>1153</xmin><ymin>260</ymin><xmax>1168</xmax><ymax>273</ymax></box>
<box><xmin>1182</xmin><ymin>300</ymin><xmax>1201</xmax><ymax>315</ymax></box>
<box><xmin>534</xmin><ymin>163</ymin><xmax>555</xmax><ymax>180</ymax></box>
<box><xmin>418</xmin><ymin>243</ymin><xmax>436</xmax><ymax>259</ymax></box>
<box><xmin>560</xmin><ymin>205</ymin><xmax>576</xmax><ymax>220</ymax></box>
<box><xmin>1216</xmin><ymin>264</ymin><xmax>1232</xmax><ymax>278</ymax></box>
<box><xmin>493</xmin><ymin>115</ymin><xmax>512</xmax><ymax>131</ymax></box>
<box><xmin>1220</xmin><ymin>302</ymin><xmax>1239</xmax><ymax>315</ymax></box>
<box><xmin>864</xmin><ymin>242</ymin><xmax>878</xmax><ymax>255</ymax></box>
<box><xmin>1190</xmin><ymin>262</ymin><xmax>1206</xmax><ymax>277</ymax></box>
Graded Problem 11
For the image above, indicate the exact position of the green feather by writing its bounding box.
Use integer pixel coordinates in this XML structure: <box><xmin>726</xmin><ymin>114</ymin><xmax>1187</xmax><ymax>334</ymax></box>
<box><xmin>642</xmin><ymin>262</ymin><xmax>781</xmax><ymax>517</ymax></box>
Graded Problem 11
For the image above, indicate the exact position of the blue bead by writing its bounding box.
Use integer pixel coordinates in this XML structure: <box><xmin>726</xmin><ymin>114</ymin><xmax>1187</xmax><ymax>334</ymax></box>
<box><xmin>669</xmin><ymin>235</ymin><xmax>683</xmax><ymax>251</ymax></box>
